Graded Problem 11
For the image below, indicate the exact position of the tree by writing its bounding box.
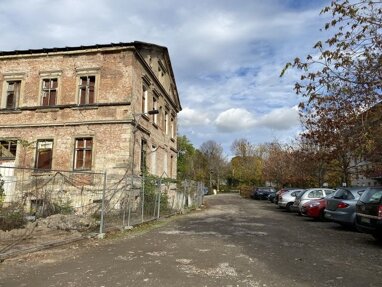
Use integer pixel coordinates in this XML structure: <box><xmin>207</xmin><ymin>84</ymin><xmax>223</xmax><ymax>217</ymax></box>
<box><xmin>199</xmin><ymin>140</ymin><xmax>227</xmax><ymax>191</ymax></box>
<box><xmin>229</xmin><ymin>139</ymin><xmax>263</xmax><ymax>186</ymax></box>
<box><xmin>282</xmin><ymin>0</ymin><xmax>382</xmax><ymax>184</ymax></box>
<box><xmin>177</xmin><ymin>135</ymin><xmax>196</xmax><ymax>180</ymax></box>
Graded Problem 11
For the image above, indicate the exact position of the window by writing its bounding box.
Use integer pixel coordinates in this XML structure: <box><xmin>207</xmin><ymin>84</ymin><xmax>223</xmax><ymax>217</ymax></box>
<box><xmin>153</xmin><ymin>97</ymin><xmax>158</xmax><ymax>124</ymax></box>
<box><xmin>74</xmin><ymin>138</ymin><xmax>93</xmax><ymax>170</ymax></box>
<box><xmin>142</xmin><ymin>86</ymin><xmax>148</xmax><ymax>113</ymax></box>
<box><xmin>170</xmin><ymin>117</ymin><xmax>175</xmax><ymax>138</ymax></box>
<box><xmin>41</xmin><ymin>78</ymin><xmax>57</xmax><ymax>106</ymax></box>
<box><xmin>79</xmin><ymin>76</ymin><xmax>95</xmax><ymax>105</ymax></box>
<box><xmin>5</xmin><ymin>81</ymin><xmax>21</xmax><ymax>109</ymax></box>
<box><xmin>140</xmin><ymin>140</ymin><xmax>147</xmax><ymax>172</ymax></box>
<box><xmin>35</xmin><ymin>140</ymin><xmax>53</xmax><ymax>170</ymax></box>
<box><xmin>164</xmin><ymin>111</ymin><xmax>168</xmax><ymax>134</ymax></box>
<box><xmin>308</xmin><ymin>190</ymin><xmax>323</xmax><ymax>198</ymax></box>
<box><xmin>0</xmin><ymin>140</ymin><xmax>17</xmax><ymax>159</ymax></box>
<box><xmin>170</xmin><ymin>155</ymin><xmax>174</xmax><ymax>178</ymax></box>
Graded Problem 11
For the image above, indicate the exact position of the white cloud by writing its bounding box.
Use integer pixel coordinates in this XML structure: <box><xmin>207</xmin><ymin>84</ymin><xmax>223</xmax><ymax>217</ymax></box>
<box><xmin>0</xmin><ymin>0</ymin><xmax>331</xmax><ymax>156</ymax></box>
<box><xmin>257</xmin><ymin>106</ymin><xmax>300</xmax><ymax>130</ymax></box>
<box><xmin>179</xmin><ymin>107</ymin><xmax>211</xmax><ymax>127</ymax></box>
<box><xmin>215</xmin><ymin>108</ymin><xmax>256</xmax><ymax>132</ymax></box>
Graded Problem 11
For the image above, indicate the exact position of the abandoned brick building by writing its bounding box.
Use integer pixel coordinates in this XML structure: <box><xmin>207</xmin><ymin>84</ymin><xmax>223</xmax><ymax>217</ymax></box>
<box><xmin>0</xmin><ymin>41</ymin><xmax>182</xmax><ymax>209</ymax></box>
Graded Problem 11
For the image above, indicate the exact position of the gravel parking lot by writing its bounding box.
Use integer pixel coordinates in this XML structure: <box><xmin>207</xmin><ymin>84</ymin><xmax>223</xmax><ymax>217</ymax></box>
<box><xmin>0</xmin><ymin>193</ymin><xmax>381</xmax><ymax>287</ymax></box>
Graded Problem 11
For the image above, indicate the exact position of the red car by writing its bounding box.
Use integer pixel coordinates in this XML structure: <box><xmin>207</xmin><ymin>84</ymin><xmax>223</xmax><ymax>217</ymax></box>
<box><xmin>301</xmin><ymin>198</ymin><xmax>327</xmax><ymax>220</ymax></box>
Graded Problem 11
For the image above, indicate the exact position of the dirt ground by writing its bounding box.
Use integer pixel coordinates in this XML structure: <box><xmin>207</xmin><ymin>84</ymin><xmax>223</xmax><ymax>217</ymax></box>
<box><xmin>0</xmin><ymin>213</ymin><xmax>100</xmax><ymax>262</ymax></box>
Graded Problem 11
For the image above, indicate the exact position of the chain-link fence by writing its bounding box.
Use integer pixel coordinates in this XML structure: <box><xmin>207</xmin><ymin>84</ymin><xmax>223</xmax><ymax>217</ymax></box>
<box><xmin>0</xmin><ymin>166</ymin><xmax>205</xmax><ymax>258</ymax></box>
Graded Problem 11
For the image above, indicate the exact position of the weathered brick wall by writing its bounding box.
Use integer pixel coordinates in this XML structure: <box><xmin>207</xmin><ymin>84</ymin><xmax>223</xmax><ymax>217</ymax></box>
<box><xmin>0</xmin><ymin>45</ymin><xmax>179</xmax><ymax>206</ymax></box>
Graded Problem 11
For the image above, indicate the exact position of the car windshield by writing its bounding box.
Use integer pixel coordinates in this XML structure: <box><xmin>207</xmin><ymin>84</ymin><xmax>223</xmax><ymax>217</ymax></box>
<box><xmin>359</xmin><ymin>188</ymin><xmax>382</xmax><ymax>203</ymax></box>
<box><xmin>333</xmin><ymin>189</ymin><xmax>354</xmax><ymax>200</ymax></box>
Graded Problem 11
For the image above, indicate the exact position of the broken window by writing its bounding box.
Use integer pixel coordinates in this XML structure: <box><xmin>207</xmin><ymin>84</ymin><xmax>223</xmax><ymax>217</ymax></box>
<box><xmin>6</xmin><ymin>81</ymin><xmax>21</xmax><ymax>109</ymax></box>
<box><xmin>79</xmin><ymin>76</ymin><xmax>95</xmax><ymax>105</ymax></box>
<box><xmin>0</xmin><ymin>140</ymin><xmax>17</xmax><ymax>159</ymax></box>
<box><xmin>153</xmin><ymin>97</ymin><xmax>158</xmax><ymax>124</ymax></box>
<box><xmin>35</xmin><ymin>140</ymin><xmax>53</xmax><ymax>170</ymax></box>
<box><xmin>142</xmin><ymin>86</ymin><xmax>148</xmax><ymax>113</ymax></box>
<box><xmin>140</xmin><ymin>139</ymin><xmax>147</xmax><ymax>173</ymax></box>
<box><xmin>41</xmin><ymin>78</ymin><xmax>57</xmax><ymax>106</ymax></box>
<box><xmin>170</xmin><ymin>116</ymin><xmax>175</xmax><ymax>138</ymax></box>
<box><xmin>74</xmin><ymin>138</ymin><xmax>93</xmax><ymax>170</ymax></box>
<box><xmin>164</xmin><ymin>111</ymin><xmax>168</xmax><ymax>134</ymax></box>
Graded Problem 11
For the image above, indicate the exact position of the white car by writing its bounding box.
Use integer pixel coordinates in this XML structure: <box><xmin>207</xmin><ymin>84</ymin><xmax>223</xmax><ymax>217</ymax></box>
<box><xmin>295</xmin><ymin>188</ymin><xmax>336</xmax><ymax>214</ymax></box>
<box><xmin>278</xmin><ymin>189</ymin><xmax>305</xmax><ymax>211</ymax></box>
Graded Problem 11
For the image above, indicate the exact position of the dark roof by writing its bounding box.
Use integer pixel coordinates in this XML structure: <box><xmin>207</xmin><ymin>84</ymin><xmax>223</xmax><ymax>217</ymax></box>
<box><xmin>0</xmin><ymin>41</ymin><xmax>167</xmax><ymax>56</ymax></box>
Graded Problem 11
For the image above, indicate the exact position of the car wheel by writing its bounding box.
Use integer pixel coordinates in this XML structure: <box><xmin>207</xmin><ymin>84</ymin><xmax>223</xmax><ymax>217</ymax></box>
<box><xmin>286</xmin><ymin>202</ymin><xmax>292</xmax><ymax>212</ymax></box>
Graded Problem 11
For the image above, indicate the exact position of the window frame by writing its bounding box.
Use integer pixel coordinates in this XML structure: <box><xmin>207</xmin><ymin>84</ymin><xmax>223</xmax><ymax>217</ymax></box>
<box><xmin>140</xmin><ymin>139</ymin><xmax>147</xmax><ymax>173</ymax></box>
<box><xmin>41</xmin><ymin>78</ymin><xmax>58</xmax><ymax>106</ymax></box>
<box><xmin>35</xmin><ymin>139</ymin><xmax>54</xmax><ymax>170</ymax></box>
<box><xmin>142</xmin><ymin>85</ymin><xmax>148</xmax><ymax>114</ymax></box>
<box><xmin>0</xmin><ymin>139</ymin><xmax>17</xmax><ymax>160</ymax></box>
<box><xmin>152</xmin><ymin>97</ymin><xmax>158</xmax><ymax>125</ymax></box>
<box><xmin>75</xmin><ymin>68</ymin><xmax>100</xmax><ymax>106</ymax></box>
<box><xmin>78</xmin><ymin>75</ymin><xmax>96</xmax><ymax>105</ymax></box>
<box><xmin>1</xmin><ymin>73</ymin><xmax>24</xmax><ymax>110</ymax></box>
<box><xmin>73</xmin><ymin>138</ymin><xmax>93</xmax><ymax>171</ymax></box>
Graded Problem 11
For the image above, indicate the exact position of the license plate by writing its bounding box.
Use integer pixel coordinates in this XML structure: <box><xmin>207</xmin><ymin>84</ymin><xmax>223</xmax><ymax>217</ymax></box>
<box><xmin>360</xmin><ymin>217</ymin><xmax>370</xmax><ymax>224</ymax></box>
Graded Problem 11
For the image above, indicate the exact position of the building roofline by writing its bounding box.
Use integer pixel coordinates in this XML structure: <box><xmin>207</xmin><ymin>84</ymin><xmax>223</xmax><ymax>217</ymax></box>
<box><xmin>0</xmin><ymin>41</ymin><xmax>167</xmax><ymax>57</ymax></box>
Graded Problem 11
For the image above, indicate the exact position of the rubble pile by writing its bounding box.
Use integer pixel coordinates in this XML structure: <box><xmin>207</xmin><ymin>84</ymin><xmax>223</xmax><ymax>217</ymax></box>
<box><xmin>37</xmin><ymin>214</ymin><xmax>98</xmax><ymax>232</ymax></box>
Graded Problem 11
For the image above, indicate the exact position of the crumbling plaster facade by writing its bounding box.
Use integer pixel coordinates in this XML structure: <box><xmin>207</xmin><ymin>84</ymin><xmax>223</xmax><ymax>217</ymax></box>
<box><xmin>0</xmin><ymin>42</ymin><xmax>181</xmax><ymax>202</ymax></box>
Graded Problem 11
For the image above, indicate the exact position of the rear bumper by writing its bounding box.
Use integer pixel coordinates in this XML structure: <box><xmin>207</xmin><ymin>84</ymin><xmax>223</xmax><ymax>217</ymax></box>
<box><xmin>324</xmin><ymin>210</ymin><xmax>355</xmax><ymax>225</ymax></box>
<box><xmin>356</xmin><ymin>214</ymin><xmax>382</xmax><ymax>235</ymax></box>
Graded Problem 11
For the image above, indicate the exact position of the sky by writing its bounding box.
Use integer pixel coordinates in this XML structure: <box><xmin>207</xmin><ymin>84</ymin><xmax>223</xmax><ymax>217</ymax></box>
<box><xmin>0</xmin><ymin>0</ymin><xmax>331</xmax><ymax>157</ymax></box>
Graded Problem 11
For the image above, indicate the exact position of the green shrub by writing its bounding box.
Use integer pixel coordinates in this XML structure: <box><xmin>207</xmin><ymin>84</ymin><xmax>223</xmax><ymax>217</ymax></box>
<box><xmin>0</xmin><ymin>203</ymin><xmax>26</xmax><ymax>231</ymax></box>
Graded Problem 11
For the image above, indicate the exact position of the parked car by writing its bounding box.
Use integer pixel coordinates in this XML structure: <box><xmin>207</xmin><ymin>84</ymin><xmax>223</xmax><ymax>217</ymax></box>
<box><xmin>291</xmin><ymin>189</ymin><xmax>308</xmax><ymax>213</ymax></box>
<box><xmin>294</xmin><ymin>188</ymin><xmax>336</xmax><ymax>214</ymax></box>
<box><xmin>324</xmin><ymin>187</ymin><xmax>366</xmax><ymax>227</ymax></box>
<box><xmin>268</xmin><ymin>192</ymin><xmax>276</xmax><ymax>203</ymax></box>
<box><xmin>274</xmin><ymin>188</ymin><xmax>301</xmax><ymax>205</ymax></box>
<box><xmin>251</xmin><ymin>187</ymin><xmax>276</xmax><ymax>200</ymax></box>
<box><xmin>301</xmin><ymin>193</ymin><xmax>334</xmax><ymax>220</ymax></box>
<box><xmin>278</xmin><ymin>189</ymin><xmax>305</xmax><ymax>211</ymax></box>
<box><xmin>356</xmin><ymin>187</ymin><xmax>382</xmax><ymax>241</ymax></box>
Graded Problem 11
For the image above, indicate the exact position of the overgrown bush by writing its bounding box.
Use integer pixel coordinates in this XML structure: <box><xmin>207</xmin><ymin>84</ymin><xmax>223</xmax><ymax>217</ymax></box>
<box><xmin>40</xmin><ymin>199</ymin><xmax>75</xmax><ymax>217</ymax></box>
<box><xmin>143</xmin><ymin>176</ymin><xmax>170</xmax><ymax>217</ymax></box>
<box><xmin>0</xmin><ymin>203</ymin><xmax>26</xmax><ymax>231</ymax></box>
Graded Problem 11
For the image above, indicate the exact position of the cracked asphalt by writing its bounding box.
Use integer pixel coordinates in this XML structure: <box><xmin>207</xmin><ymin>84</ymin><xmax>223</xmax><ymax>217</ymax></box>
<box><xmin>0</xmin><ymin>193</ymin><xmax>381</xmax><ymax>287</ymax></box>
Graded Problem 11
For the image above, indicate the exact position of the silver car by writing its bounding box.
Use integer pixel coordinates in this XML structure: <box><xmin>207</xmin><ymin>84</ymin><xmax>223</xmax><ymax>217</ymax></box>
<box><xmin>324</xmin><ymin>187</ymin><xmax>366</xmax><ymax>226</ymax></box>
<box><xmin>278</xmin><ymin>189</ymin><xmax>305</xmax><ymax>211</ymax></box>
<box><xmin>295</xmin><ymin>188</ymin><xmax>336</xmax><ymax>214</ymax></box>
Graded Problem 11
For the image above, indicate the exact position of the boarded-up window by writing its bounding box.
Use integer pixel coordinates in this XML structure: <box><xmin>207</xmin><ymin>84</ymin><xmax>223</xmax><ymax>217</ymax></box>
<box><xmin>0</xmin><ymin>140</ymin><xmax>17</xmax><ymax>159</ymax></box>
<box><xmin>79</xmin><ymin>76</ymin><xmax>95</xmax><ymax>105</ymax></box>
<box><xmin>6</xmin><ymin>81</ymin><xmax>21</xmax><ymax>109</ymax></box>
<box><xmin>35</xmin><ymin>140</ymin><xmax>53</xmax><ymax>170</ymax></box>
<box><xmin>41</xmin><ymin>78</ymin><xmax>57</xmax><ymax>106</ymax></box>
<box><xmin>74</xmin><ymin>138</ymin><xmax>93</xmax><ymax>170</ymax></box>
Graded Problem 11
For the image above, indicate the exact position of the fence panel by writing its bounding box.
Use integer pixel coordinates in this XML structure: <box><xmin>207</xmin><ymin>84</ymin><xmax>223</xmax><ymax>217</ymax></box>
<box><xmin>0</xmin><ymin>166</ymin><xmax>206</xmax><ymax>257</ymax></box>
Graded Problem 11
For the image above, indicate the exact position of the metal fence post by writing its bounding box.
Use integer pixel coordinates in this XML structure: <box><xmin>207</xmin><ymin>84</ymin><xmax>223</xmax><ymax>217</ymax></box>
<box><xmin>99</xmin><ymin>171</ymin><xmax>107</xmax><ymax>234</ymax></box>
<box><xmin>141</xmin><ymin>173</ymin><xmax>145</xmax><ymax>223</ymax></box>
<box><xmin>157</xmin><ymin>178</ymin><xmax>162</xmax><ymax>219</ymax></box>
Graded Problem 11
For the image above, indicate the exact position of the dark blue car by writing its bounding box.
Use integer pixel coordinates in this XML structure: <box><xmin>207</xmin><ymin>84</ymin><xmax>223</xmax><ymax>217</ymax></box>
<box><xmin>251</xmin><ymin>187</ymin><xmax>276</xmax><ymax>200</ymax></box>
